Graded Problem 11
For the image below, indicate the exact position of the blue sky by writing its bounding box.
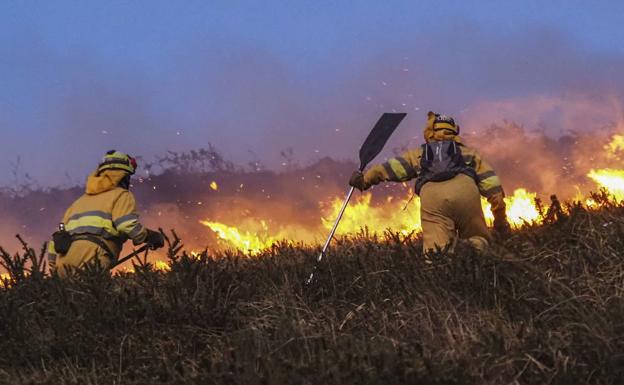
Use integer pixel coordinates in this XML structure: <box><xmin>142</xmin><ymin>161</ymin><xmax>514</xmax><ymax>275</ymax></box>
<box><xmin>1</xmin><ymin>1</ymin><xmax>623</xmax><ymax>185</ymax></box>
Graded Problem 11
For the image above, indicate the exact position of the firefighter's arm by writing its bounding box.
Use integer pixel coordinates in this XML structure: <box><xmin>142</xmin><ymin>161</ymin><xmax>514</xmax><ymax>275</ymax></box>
<box><xmin>360</xmin><ymin>148</ymin><xmax>422</xmax><ymax>188</ymax></box>
<box><xmin>112</xmin><ymin>191</ymin><xmax>148</xmax><ymax>245</ymax></box>
<box><xmin>473</xmin><ymin>152</ymin><xmax>509</xmax><ymax>232</ymax></box>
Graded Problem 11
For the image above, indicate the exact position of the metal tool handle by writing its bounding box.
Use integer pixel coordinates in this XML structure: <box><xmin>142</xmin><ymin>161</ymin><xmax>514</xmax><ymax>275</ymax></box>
<box><xmin>113</xmin><ymin>244</ymin><xmax>151</xmax><ymax>268</ymax></box>
<box><xmin>305</xmin><ymin>185</ymin><xmax>355</xmax><ymax>285</ymax></box>
<box><xmin>304</xmin><ymin>112</ymin><xmax>406</xmax><ymax>286</ymax></box>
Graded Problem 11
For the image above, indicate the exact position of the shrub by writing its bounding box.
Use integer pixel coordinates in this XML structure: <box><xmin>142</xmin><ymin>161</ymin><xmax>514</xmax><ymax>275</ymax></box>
<box><xmin>0</xmin><ymin>203</ymin><xmax>624</xmax><ymax>384</ymax></box>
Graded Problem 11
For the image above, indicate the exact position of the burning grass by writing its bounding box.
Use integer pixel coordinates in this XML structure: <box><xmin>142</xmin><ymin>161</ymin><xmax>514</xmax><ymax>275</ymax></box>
<box><xmin>1</xmin><ymin>201</ymin><xmax>624</xmax><ymax>384</ymax></box>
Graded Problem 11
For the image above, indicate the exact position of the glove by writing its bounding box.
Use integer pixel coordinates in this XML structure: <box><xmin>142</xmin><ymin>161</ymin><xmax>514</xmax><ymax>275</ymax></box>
<box><xmin>145</xmin><ymin>229</ymin><xmax>165</xmax><ymax>250</ymax></box>
<box><xmin>349</xmin><ymin>170</ymin><xmax>369</xmax><ymax>191</ymax></box>
<box><xmin>493</xmin><ymin>215</ymin><xmax>511</xmax><ymax>236</ymax></box>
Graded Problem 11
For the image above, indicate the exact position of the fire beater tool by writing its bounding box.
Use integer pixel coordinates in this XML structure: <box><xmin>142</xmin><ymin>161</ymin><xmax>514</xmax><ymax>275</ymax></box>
<box><xmin>305</xmin><ymin>112</ymin><xmax>407</xmax><ymax>285</ymax></box>
<box><xmin>112</xmin><ymin>244</ymin><xmax>151</xmax><ymax>268</ymax></box>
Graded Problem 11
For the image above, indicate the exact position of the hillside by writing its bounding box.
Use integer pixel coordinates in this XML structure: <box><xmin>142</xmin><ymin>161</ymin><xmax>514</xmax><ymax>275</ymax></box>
<box><xmin>1</xmin><ymin>199</ymin><xmax>623</xmax><ymax>384</ymax></box>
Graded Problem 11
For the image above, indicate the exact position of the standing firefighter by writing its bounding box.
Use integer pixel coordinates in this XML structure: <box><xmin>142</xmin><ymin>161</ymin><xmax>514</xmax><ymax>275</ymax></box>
<box><xmin>349</xmin><ymin>112</ymin><xmax>509</xmax><ymax>253</ymax></box>
<box><xmin>48</xmin><ymin>151</ymin><xmax>164</xmax><ymax>277</ymax></box>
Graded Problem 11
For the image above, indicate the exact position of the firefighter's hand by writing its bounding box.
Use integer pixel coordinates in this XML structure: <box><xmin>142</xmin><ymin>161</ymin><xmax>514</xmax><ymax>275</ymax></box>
<box><xmin>349</xmin><ymin>170</ymin><xmax>368</xmax><ymax>191</ymax></box>
<box><xmin>493</xmin><ymin>216</ymin><xmax>511</xmax><ymax>236</ymax></box>
<box><xmin>145</xmin><ymin>229</ymin><xmax>165</xmax><ymax>250</ymax></box>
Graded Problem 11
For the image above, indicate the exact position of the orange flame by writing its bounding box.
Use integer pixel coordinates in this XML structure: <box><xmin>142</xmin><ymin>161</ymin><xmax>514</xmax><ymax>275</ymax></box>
<box><xmin>197</xmin><ymin>132</ymin><xmax>624</xmax><ymax>254</ymax></box>
<box><xmin>605</xmin><ymin>134</ymin><xmax>624</xmax><ymax>159</ymax></box>
<box><xmin>482</xmin><ymin>188</ymin><xmax>542</xmax><ymax>228</ymax></box>
<box><xmin>153</xmin><ymin>260</ymin><xmax>170</xmax><ymax>271</ymax></box>
<box><xmin>201</xmin><ymin>169</ymin><xmax>624</xmax><ymax>254</ymax></box>
<box><xmin>587</xmin><ymin>169</ymin><xmax>624</xmax><ymax>201</ymax></box>
<box><xmin>321</xmin><ymin>192</ymin><xmax>422</xmax><ymax>237</ymax></box>
<box><xmin>1</xmin><ymin>273</ymin><xmax>11</xmax><ymax>288</ymax></box>
<box><xmin>200</xmin><ymin>220</ymin><xmax>277</xmax><ymax>255</ymax></box>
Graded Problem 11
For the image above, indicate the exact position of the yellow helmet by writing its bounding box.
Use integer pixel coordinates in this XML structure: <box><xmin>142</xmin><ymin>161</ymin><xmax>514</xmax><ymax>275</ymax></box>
<box><xmin>432</xmin><ymin>112</ymin><xmax>459</xmax><ymax>134</ymax></box>
<box><xmin>424</xmin><ymin>111</ymin><xmax>461</xmax><ymax>142</ymax></box>
<box><xmin>97</xmin><ymin>150</ymin><xmax>137</xmax><ymax>175</ymax></box>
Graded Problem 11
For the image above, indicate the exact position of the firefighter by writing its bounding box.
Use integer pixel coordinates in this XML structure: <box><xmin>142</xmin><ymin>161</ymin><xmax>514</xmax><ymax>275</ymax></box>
<box><xmin>48</xmin><ymin>151</ymin><xmax>164</xmax><ymax>277</ymax></box>
<box><xmin>349</xmin><ymin>111</ymin><xmax>509</xmax><ymax>253</ymax></box>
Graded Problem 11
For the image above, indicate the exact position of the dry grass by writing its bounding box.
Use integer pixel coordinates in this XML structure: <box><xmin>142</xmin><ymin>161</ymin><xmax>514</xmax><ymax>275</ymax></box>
<box><xmin>1</xmin><ymin>201</ymin><xmax>624</xmax><ymax>384</ymax></box>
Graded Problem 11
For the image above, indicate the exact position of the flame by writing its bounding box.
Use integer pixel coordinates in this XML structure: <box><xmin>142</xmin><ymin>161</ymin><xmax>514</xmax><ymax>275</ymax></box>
<box><xmin>587</xmin><ymin>169</ymin><xmax>624</xmax><ymax>201</ymax></box>
<box><xmin>154</xmin><ymin>260</ymin><xmax>170</xmax><ymax>271</ymax></box>
<box><xmin>197</xmin><ymin>167</ymin><xmax>624</xmax><ymax>254</ymax></box>
<box><xmin>482</xmin><ymin>188</ymin><xmax>542</xmax><ymax>228</ymax></box>
<box><xmin>200</xmin><ymin>220</ymin><xmax>277</xmax><ymax>255</ymax></box>
<box><xmin>321</xmin><ymin>192</ymin><xmax>421</xmax><ymax>237</ymax></box>
<box><xmin>605</xmin><ymin>134</ymin><xmax>624</xmax><ymax>159</ymax></box>
<box><xmin>1</xmin><ymin>273</ymin><xmax>11</xmax><ymax>288</ymax></box>
<box><xmin>505</xmin><ymin>189</ymin><xmax>541</xmax><ymax>226</ymax></box>
<box><xmin>193</xmin><ymin>133</ymin><xmax>624</xmax><ymax>255</ymax></box>
<box><xmin>210</xmin><ymin>181</ymin><xmax>219</xmax><ymax>191</ymax></box>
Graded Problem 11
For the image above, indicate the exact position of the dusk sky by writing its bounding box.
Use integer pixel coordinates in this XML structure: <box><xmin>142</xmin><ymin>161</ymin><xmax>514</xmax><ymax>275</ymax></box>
<box><xmin>2</xmin><ymin>1</ymin><xmax>624</xmax><ymax>186</ymax></box>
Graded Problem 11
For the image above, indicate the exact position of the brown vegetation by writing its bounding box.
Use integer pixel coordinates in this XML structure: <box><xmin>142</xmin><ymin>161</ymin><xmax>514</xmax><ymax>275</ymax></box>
<box><xmin>1</xmin><ymin>198</ymin><xmax>624</xmax><ymax>384</ymax></box>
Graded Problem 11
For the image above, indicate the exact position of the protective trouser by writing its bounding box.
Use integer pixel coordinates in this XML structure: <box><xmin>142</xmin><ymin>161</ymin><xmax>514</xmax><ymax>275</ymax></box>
<box><xmin>419</xmin><ymin>173</ymin><xmax>490</xmax><ymax>253</ymax></box>
<box><xmin>55</xmin><ymin>240</ymin><xmax>113</xmax><ymax>278</ymax></box>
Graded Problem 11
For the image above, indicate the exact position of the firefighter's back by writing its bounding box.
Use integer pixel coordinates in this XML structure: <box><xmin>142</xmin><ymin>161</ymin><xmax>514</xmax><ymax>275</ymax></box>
<box><xmin>56</xmin><ymin>188</ymin><xmax>126</xmax><ymax>277</ymax></box>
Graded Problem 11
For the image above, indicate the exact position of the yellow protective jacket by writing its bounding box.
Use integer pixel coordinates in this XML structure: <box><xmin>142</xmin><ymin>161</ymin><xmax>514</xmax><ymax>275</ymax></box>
<box><xmin>363</xmin><ymin>141</ymin><xmax>506</xmax><ymax>219</ymax></box>
<box><xmin>48</xmin><ymin>170</ymin><xmax>147</xmax><ymax>271</ymax></box>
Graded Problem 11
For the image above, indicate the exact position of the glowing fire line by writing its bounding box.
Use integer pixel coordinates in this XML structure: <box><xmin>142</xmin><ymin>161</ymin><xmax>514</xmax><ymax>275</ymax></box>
<box><xmin>588</xmin><ymin>169</ymin><xmax>624</xmax><ymax>201</ymax></box>
<box><xmin>200</xmin><ymin>220</ymin><xmax>277</xmax><ymax>255</ymax></box>
<box><xmin>200</xmin><ymin>168</ymin><xmax>624</xmax><ymax>254</ymax></box>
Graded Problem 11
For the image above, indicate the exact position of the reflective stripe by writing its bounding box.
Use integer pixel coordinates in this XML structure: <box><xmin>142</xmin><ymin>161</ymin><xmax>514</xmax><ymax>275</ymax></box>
<box><xmin>382</xmin><ymin>162</ymin><xmax>399</xmax><ymax>180</ymax></box>
<box><xmin>115</xmin><ymin>213</ymin><xmax>143</xmax><ymax>239</ymax></box>
<box><xmin>47</xmin><ymin>242</ymin><xmax>57</xmax><ymax>262</ymax></box>
<box><xmin>68</xmin><ymin>226</ymin><xmax>117</xmax><ymax>239</ymax></box>
<box><xmin>128</xmin><ymin>224</ymin><xmax>145</xmax><ymax>239</ymax></box>
<box><xmin>388</xmin><ymin>158</ymin><xmax>409</xmax><ymax>180</ymax></box>
<box><xmin>113</xmin><ymin>214</ymin><xmax>138</xmax><ymax>228</ymax></box>
<box><xmin>482</xmin><ymin>185</ymin><xmax>504</xmax><ymax>197</ymax></box>
<box><xmin>433</xmin><ymin>122</ymin><xmax>458</xmax><ymax>132</ymax></box>
<box><xmin>477</xmin><ymin>171</ymin><xmax>497</xmax><ymax>182</ymax></box>
<box><xmin>66</xmin><ymin>215</ymin><xmax>119</xmax><ymax>236</ymax></box>
<box><xmin>118</xmin><ymin>220</ymin><xmax>141</xmax><ymax>235</ymax></box>
<box><xmin>66</xmin><ymin>211</ymin><xmax>112</xmax><ymax>222</ymax></box>
<box><xmin>479</xmin><ymin>175</ymin><xmax>502</xmax><ymax>191</ymax></box>
<box><xmin>396</xmin><ymin>157</ymin><xmax>415</xmax><ymax>178</ymax></box>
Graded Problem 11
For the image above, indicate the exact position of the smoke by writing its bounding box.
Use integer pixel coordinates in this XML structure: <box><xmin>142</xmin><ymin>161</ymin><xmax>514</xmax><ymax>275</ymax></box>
<box><xmin>461</xmin><ymin>94</ymin><xmax>624</xmax><ymax>197</ymax></box>
<box><xmin>0</xmin><ymin>131</ymin><xmax>620</xmax><ymax>261</ymax></box>
<box><xmin>131</xmin><ymin>158</ymin><xmax>360</xmax><ymax>251</ymax></box>
<box><xmin>0</xmin><ymin>214</ymin><xmax>22</xmax><ymax>251</ymax></box>
<box><xmin>2</xmin><ymin>21</ymin><xmax>624</xmax><ymax>186</ymax></box>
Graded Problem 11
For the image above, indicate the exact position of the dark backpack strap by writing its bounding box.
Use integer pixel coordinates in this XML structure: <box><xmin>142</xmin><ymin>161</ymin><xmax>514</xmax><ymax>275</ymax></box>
<box><xmin>420</xmin><ymin>143</ymin><xmax>429</xmax><ymax>161</ymax></box>
<box><xmin>72</xmin><ymin>234</ymin><xmax>115</xmax><ymax>261</ymax></box>
<box><xmin>448</xmin><ymin>141</ymin><xmax>457</xmax><ymax>156</ymax></box>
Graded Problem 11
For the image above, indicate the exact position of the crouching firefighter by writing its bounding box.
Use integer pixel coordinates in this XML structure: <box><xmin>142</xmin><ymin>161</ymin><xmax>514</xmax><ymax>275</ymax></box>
<box><xmin>349</xmin><ymin>111</ymin><xmax>510</xmax><ymax>253</ymax></box>
<box><xmin>48</xmin><ymin>151</ymin><xmax>165</xmax><ymax>277</ymax></box>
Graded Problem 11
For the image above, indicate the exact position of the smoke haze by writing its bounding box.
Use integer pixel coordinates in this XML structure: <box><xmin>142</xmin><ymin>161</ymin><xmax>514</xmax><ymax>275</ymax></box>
<box><xmin>1</xmin><ymin>3</ymin><xmax>624</xmax><ymax>186</ymax></box>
